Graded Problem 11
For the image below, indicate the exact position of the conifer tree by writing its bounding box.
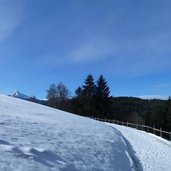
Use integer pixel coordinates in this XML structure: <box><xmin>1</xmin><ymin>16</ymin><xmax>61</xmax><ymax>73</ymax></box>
<box><xmin>96</xmin><ymin>75</ymin><xmax>110</xmax><ymax>98</ymax></box>
<box><xmin>75</xmin><ymin>86</ymin><xmax>83</xmax><ymax>98</ymax></box>
<box><xmin>82</xmin><ymin>74</ymin><xmax>96</xmax><ymax>98</ymax></box>
<box><xmin>73</xmin><ymin>74</ymin><xmax>96</xmax><ymax>115</ymax></box>
<box><xmin>82</xmin><ymin>74</ymin><xmax>96</xmax><ymax>115</ymax></box>
<box><xmin>72</xmin><ymin>86</ymin><xmax>84</xmax><ymax>115</ymax></box>
<box><xmin>95</xmin><ymin>75</ymin><xmax>111</xmax><ymax>117</ymax></box>
<box><xmin>165</xmin><ymin>97</ymin><xmax>171</xmax><ymax>130</ymax></box>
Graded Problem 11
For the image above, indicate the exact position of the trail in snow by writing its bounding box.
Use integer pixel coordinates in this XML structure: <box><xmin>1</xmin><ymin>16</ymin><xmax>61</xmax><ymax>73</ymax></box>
<box><xmin>113</xmin><ymin>127</ymin><xmax>143</xmax><ymax>171</ymax></box>
<box><xmin>110</xmin><ymin>124</ymin><xmax>171</xmax><ymax>171</ymax></box>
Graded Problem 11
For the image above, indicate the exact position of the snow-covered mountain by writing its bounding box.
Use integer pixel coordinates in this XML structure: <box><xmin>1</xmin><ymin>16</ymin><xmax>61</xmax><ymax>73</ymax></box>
<box><xmin>0</xmin><ymin>94</ymin><xmax>170</xmax><ymax>171</ymax></box>
<box><xmin>10</xmin><ymin>90</ymin><xmax>29</xmax><ymax>99</ymax></box>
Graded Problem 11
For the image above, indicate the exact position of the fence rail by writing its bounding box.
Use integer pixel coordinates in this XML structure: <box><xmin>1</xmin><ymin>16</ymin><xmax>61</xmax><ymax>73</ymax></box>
<box><xmin>89</xmin><ymin>117</ymin><xmax>171</xmax><ymax>141</ymax></box>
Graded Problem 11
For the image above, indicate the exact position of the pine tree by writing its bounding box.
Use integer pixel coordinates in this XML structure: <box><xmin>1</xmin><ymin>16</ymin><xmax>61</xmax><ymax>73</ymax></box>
<box><xmin>82</xmin><ymin>74</ymin><xmax>96</xmax><ymax>115</ymax></box>
<box><xmin>73</xmin><ymin>74</ymin><xmax>96</xmax><ymax>116</ymax></box>
<box><xmin>82</xmin><ymin>74</ymin><xmax>96</xmax><ymax>98</ymax></box>
<box><xmin>75</xmin><ymin>86</ymin><xmax>83</xmax><ymax>98</ymax></box>
<box><xmin>72</xmin><ymin>74</ymin><xmax>111</xmax><ymax>117</ymax></box>
<box><xmin>165</xmin><ymin>97</ymin><xmax>171</xmax><ymax>131</ymax></box>
<box><xmin>72</xmin><ymin>86</ymin><xmax>84</xmax><ymax>115</ymax></box>
<box><xmin>96</xmin><ymin>75</ymin><xmax>110</xmax><ymax>98</ymax></box>
<box><xmin>95</xmin><ymin>75</ymin><xmax>111</xmax><ymax>117</ymax></box>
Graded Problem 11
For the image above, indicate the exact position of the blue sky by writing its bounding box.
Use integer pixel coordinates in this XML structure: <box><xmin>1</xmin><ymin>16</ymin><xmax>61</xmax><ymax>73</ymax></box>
<box><xmin>0</xmin><ymin>0</ymin><xmax>171</xmax><ymax>99</ymax></box>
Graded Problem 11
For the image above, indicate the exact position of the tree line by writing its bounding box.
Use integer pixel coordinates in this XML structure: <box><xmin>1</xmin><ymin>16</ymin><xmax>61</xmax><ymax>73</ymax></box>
<box><xmin>46</xmin><ymin>74</ymin><xmax>171</xmax><ymax>132</ymax></box>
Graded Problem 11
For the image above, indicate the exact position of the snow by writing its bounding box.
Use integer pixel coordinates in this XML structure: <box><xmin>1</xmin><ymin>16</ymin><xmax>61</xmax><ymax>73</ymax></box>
<box><xmin>0</xmin><ymin>94</ymin><xmax>134</xmax><ymax>171</ymax></box>
<box><xmin>0</xmin><ymin>94</ymin><xmax>170</xmax><ymax>171</ymax></box>
<box><xmin>10</xmin><ymin>90</ymin><xmax>29</xmax><ymax>99</ymax></box>
<box><xmin>110</xmin><ymin>124</ymin><xmax>171</xmax><ymax>171</ymax></box>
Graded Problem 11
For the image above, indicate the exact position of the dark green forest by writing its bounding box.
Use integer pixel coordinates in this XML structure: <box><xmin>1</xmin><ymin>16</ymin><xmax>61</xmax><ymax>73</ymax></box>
<box><xmin>46</xmin><ymin>74</ymin><xmax>171</xmax><ymax>132</ymax></box>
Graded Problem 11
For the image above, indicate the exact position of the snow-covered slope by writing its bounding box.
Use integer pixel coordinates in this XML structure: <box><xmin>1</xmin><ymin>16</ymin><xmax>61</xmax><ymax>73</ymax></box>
<box><xmin>0</xmin><ymin>94</ymin><xmax>170</xmax><ymax>171</ymax></box>
<box><xmin>0</xmin><ymin>94</ymin><xmax>134</xmax><ymax>171</ymax></box>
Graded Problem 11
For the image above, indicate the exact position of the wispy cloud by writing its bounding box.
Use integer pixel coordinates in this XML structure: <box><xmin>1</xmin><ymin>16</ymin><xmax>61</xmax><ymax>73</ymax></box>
<box><xmin>58</xmin><ymin>27</ymin><xmax>171</xmax><ymax>77</ymax></box>
<box><xmin>67</xmin><ymin>38</ymin><xmax>116</xmax><ymax>62</ymax></box>
<box><xmin>0</xmin><ymin>1</ymin><xmax>26</xmax><ymax>67</ymax></box>
<box><xmin>0</xmin><ymin>1</ymin><xmax>25</xmax><ymax>43</ymax></box>
<box><xmin>152</xmin><ymin>84</ymin><xmax>171</xmax><ymax>89</ymax></box>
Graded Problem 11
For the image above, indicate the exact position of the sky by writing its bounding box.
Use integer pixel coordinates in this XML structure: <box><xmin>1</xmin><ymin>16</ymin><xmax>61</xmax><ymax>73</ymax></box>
<box><xmin>0</xmin><ymin>0</ymin><xmax>171</xmax><ymax>99</ymax></box>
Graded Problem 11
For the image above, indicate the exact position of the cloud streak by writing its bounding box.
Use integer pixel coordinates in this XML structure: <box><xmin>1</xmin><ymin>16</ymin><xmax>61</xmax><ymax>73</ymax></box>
<box><xmin>67</xmin><ymin>37</ymin><xmax>116</xmax><ymax>62</ymax></box>
<box><xmin>0</xmin><ymin>1</ymin><xmax>25</xmax><ymax>43</ymax></box>
<box><xmin>152</xmin><ymin>84</ymin><xmax>171</xmax><ymax>89</ymax></box>
<box><xmin>61</xmin><ymin>30</ymin><xmax>171</xmax><ymax>77</ymax></box>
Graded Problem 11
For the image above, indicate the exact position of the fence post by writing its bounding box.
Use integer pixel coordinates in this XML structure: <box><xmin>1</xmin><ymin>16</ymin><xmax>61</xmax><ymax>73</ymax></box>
<box><xmin>160</xmin><ymin>128</ymin><xmax>162</xmax><ymax>137</ymax></box>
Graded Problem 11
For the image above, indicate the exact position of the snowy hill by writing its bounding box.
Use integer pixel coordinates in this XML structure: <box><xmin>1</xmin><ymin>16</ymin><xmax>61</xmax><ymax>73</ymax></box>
<box><xmin>10</xmin><ymin>90</ymin><xmax>29</xmax><ymax>99</ymax></box>
<box><xmin>0</xmin><ymin>94</ymin><xmax>170</xmax><ymax>171</ymax></box>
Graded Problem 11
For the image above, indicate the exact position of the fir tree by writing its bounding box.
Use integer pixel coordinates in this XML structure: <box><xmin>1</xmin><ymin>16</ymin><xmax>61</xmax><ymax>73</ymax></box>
<box><xmin>82</xmin><ymin>74</ymin><xmax>96</xmax><ymax>115</ymax></box>
<box><xmin>95</xmin><ymin>75</ymin><xmax>111</xmax><ymax>117</ymax></box>
<box><xmin>82</xmin><ymin>74</ymin><xmax>96</xmax><ymax>98</ymax></box>
<box><xmin>165</xmin><ymin>97</ymin><xmax>171</xmax><ymax>130</ymax></box>
<box><xmin>72</xmin><ymin>86</ymin><xmax>84</xmax><ymax>115</ymax></box>
<box><xmin>75</xmin><ymin>86</ymin><xmax>83</xmax><ymax>98</ymax></box>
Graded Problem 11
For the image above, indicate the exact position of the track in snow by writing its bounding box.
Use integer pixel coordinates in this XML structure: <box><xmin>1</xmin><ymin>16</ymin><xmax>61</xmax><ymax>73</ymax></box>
<box><xmin>110</xmin><ymin>124</ymin><xmax>171</xmax><ymax>171</ymax></box>
<box><xmin>110</xmin><ymin>126</ymin><xmax>143</xmax><ymax>171</ymax></box>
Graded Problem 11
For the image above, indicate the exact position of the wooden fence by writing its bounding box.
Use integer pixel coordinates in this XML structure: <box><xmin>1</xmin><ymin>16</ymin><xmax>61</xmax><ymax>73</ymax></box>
<box><xmin>89</xmin><ymin>117</ymin><xmax>171</xmax><ymax>141</ymax></box>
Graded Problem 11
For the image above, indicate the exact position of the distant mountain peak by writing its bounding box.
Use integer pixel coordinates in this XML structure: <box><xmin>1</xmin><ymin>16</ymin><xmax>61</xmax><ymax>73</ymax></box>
<box><xmin>10</xmin><ymin>91</ymin><xmax>29</xmax><ymax>99</ymax></box>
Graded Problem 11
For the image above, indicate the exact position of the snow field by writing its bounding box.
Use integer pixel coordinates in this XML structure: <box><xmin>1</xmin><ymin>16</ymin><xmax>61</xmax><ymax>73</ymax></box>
<box><xmin>1</xmin><ymin>94</ymin><xmax>170</xmax><ymax>171</ymax></box>
<box><xmin>0</xmin><ymin>94</ymin><xmax>134</xmax><ymax>171</ymax></box>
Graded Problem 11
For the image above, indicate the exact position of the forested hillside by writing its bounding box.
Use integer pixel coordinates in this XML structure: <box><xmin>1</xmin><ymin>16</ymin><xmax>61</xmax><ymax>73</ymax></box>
<box><xmin>45</xmin><ymin>74</ymin><xmax>171</xmax><ymax>132</ymax></box>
